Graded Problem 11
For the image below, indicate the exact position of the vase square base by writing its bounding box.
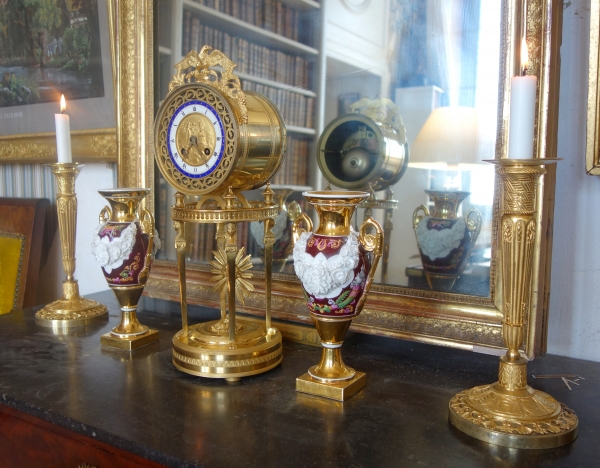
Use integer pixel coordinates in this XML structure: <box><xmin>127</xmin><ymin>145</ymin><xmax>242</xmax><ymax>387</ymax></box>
<box><xmin>296</xmin><ymin>371</ymin><xmax>366</xmax><ymax>401</ymax></box>
<box><xmin>100</xmin><ymin>328</ymin><xmax>159</xmax><ymax>351</ymax></box>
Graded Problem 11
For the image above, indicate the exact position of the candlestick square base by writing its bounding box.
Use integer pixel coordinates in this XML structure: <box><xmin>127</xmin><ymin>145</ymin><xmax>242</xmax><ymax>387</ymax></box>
<box><xmin>100</xmin><ymin>329</ymin><xmax>159</xmax><ymax>351</ymax></box>
<box><xmin>296</xmin><ymin>371</ymin><xmax>366</xmax><ymax>401</ymax></box>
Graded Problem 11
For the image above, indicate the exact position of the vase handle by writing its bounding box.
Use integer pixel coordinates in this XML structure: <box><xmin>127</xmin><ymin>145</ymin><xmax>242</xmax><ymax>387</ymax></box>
<box><xmin>138</xmin><ymin>208</ymin><xmax>156</xmax><ymax>286</ymax></box>
<box><xmin>99</xmin><ymin>206</ymin><xmax>111</xmax><ymax>224</ymax></box>
<box><xmin>356</xmin><ymin>217</ymin><xmax>384</xmax><ymax>313</ymax></box>
<box><xmin>413</xmin><ymin>205</ymin><xmax>429</xmax><ymax>232</ymax></box>
<box><xmin>292</xmin><ymin>212</ymin><xmax>313</xmax><ymax>245</ymax></box>
<box><xmin>464</xmin><ymin>207</ymin><xmax>483</xmax><ymax>251</ymax></box>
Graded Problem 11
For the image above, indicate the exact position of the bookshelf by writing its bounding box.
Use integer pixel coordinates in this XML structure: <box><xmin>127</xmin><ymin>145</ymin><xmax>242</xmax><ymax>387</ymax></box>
<box><xmin>155</xmin><ymin>0</ymin><xmax>324</xmax><ymax>262</ymax></box>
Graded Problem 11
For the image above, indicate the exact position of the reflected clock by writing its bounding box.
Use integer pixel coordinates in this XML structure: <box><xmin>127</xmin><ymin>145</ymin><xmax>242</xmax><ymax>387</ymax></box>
<box><xmin>317</xmin><ymin>98</ymin><xmax>409</xmax><ymax>191</ymax></box>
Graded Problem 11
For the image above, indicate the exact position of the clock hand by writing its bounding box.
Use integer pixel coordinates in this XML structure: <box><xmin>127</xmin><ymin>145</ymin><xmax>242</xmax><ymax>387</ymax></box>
<box><xmin>181</xmin><ymin>136</ymin><xmax>199</xmax><ymax>157</ymax></box>
<box><xmin>189</xmin><ymin>136</ymin><xmax>212</xmax><ymax>156</ymax></box>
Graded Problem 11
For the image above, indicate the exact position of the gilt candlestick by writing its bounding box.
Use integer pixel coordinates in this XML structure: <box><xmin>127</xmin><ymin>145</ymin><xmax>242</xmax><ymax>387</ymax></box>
<box><xmin>448</xmin><ymin>159</ymin><xmax>577</xmax><ymax>449</ymax></box>
<box><xmin>35</xmin><ymin>163</ymin><xmax>108</xmax><ymax>328</ymax></box>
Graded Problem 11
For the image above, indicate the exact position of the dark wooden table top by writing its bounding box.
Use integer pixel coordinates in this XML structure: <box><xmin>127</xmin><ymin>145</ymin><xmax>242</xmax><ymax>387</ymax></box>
<box><xmin>0</xmin><ymin>290</ymin><xmax>598</xmax><ymax>467</ymax></box>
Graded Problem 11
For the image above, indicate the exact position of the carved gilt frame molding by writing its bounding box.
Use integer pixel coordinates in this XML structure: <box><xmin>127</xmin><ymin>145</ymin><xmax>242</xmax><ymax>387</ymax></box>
<box><xmin>0</xmin><ymin>129</ymin><xmax>116</xmax><ymax>164</ymax></box>
<box><xmin>108</xmin><ymin>0</ymin><xmax>155</xmax><ymax>212</ymax></box>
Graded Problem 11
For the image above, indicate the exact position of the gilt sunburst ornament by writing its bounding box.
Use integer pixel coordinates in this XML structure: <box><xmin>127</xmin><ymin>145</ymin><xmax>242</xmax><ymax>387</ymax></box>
<box><xmin>210</xmin><ymin>247</ymin><xmax>254</xmax><ymax>305</ymax></box>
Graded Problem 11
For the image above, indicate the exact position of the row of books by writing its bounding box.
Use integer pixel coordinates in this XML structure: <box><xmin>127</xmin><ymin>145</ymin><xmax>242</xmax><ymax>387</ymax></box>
<box><xmin>241</xmin><ymin>80</ymin><xmax>314</xmax><ymax>129</ymax></box>
<box><xmin>190</xmin><ymin>0</ymin><xmax>315</xmax><ymax>45</ymax></box>
<box><xmin>187</xmin><ymin>223</ymin><xmax>218</xmax><ymax>263</ymax></box>
<box><xmin>271</xmin><ymin>135</ymin><xmax>311</xmax><ymax>186</ymax></box>
<box><xmin>184</xmin><ymin>17</ymin><xmax>313</xmax><ymax>90</ymax></box>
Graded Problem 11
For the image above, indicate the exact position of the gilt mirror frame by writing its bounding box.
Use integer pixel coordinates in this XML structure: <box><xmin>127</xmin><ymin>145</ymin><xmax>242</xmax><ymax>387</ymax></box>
<box><xmin>587</xmin><ymin>0</ymin><xmax>600</xmax><ymax>174</ymax></box>
<box><xmin>112</xmin><ymin>0</ymin><xmax>563</xmax><ymax>359</ymax></box>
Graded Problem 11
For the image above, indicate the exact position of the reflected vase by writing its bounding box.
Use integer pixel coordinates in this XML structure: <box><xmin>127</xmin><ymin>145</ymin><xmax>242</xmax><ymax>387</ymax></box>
<box><xmin>92</xmin><ymin>188</ymin><xmax>161</xmax><ymax>350</ymax></box>
<box><xmin>292</xmin><ymin>191</ymin><xmax>383</xmax><ymax>400</ymax></box>
<box><xmin>250</xmin><ymin>188</ymin><xmax>301</xmax><ymax>271</ymax></box>
<box><xmin>413</xmin><ymin>190</ymin><xmax>482</xmax><ymax>292</ymax></box>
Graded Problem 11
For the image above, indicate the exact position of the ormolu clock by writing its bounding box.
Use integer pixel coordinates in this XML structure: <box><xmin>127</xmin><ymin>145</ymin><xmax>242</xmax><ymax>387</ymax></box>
<box><xmin>153</xmin><ymin>47</ymin><xmax>287</xmax><ymax>381</ymax></box>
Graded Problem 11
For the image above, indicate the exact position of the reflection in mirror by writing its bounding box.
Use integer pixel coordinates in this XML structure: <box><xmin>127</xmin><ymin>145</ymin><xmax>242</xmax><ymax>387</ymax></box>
<box><xmin>154</xmin><ymin>0</ymin><xmax>501</xmax><ymax>298</ymax></box>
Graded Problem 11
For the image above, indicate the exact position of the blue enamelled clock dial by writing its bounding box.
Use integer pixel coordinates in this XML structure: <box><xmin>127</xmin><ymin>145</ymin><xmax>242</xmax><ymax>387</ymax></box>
<box><xmin>168</xmin><ymin>100</ymin><xmax>225</xmax><ymax>179</ymax></box>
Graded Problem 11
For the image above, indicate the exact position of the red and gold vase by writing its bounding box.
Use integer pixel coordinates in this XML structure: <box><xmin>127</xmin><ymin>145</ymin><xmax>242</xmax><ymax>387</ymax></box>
<box><xmin>292</xmin><ymin>191</ymin><xmax>383</xmax><ymax>400</ymax></box>
<box><xmin>92</xmin><ymin>188</ymin><xmax>160</xmax><ymax>350</ymax></box>
<box><xmin>413</xmin><ymin>190</ymin><xmax>482</xmax><ymax>292</ymax></box>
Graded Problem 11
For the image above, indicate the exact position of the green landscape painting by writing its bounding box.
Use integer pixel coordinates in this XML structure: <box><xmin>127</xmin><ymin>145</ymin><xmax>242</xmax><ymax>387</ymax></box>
<box><xmin>0</xmin><ymin>0</ymin><xmax>104</xmax><ymax>108</ymax></box>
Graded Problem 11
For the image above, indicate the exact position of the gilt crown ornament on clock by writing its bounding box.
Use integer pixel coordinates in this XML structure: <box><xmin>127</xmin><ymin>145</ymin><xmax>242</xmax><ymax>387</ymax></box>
<box><xmin>154</xmin><ymin>47</ymin><xmax>286</xmax><ymax>381</ymax></box>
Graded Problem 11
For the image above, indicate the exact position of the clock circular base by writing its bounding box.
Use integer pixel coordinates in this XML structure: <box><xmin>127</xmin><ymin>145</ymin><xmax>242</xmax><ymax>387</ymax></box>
<box><xmin>172</xmin><ymin>320</ymin><xmax>283</xmax><ymax>379</ymax></box>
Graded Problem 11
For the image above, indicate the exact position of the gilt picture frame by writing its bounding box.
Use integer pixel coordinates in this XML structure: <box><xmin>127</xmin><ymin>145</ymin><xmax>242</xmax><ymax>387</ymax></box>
<box><xmin>0</xmin><ymin>0</ymin><xmax>116</xmax><ymax>164</ymax></box>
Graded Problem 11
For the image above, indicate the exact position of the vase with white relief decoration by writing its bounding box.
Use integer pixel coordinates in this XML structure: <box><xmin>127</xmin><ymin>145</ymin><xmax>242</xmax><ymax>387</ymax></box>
<box><xmin>292</xmin><ymin>190</ymin><xmax>383</xmax><ymax>401</ymax></box>
<box><xmin>91</xmin><ymin>188</ymin><xmax>161</xmax><ymax>350</ymax></box>
<box><xmin>412</xmin><ymin>190</ymin><xmax>482</xmax><ymax>292</ymax></box>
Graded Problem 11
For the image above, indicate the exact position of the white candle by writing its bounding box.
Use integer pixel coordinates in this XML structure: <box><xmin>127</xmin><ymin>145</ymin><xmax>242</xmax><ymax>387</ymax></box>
<box><xmin>55</xmin><ymin>95</ymin><xmax>72</xmax><ymax>164</ymax></box>
<box><xmin>508</xmin><ymin>39</ymin><xmax>537</xmax><ymax>159</ymax></box>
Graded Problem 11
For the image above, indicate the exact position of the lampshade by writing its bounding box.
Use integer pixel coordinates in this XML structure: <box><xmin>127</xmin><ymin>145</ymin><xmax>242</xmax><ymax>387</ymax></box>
<box><xmin>408</xmin><ymin>106</ymin><xmax>482</xmax><ymax>170</ymax></box>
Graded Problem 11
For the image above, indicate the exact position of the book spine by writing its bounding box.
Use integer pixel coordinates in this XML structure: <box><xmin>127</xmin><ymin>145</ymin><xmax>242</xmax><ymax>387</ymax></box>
<box><xmin>183</xmin><ymin>11</ymin><xmax>192</xmax><ymax>55</ymax></box>
<box><xmin>191</xmin><ymin>17</ymin><xmax>200</xmax><ymax>52</ymax></box>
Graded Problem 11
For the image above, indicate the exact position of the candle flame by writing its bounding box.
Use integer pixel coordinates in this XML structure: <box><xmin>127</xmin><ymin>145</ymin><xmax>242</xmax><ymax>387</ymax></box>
<box><xmin>60</xmin><ymin>94</ymin><xmax>66</xmax><ymax>113</ymax></box>
<box><xmin>520</xmin><ymin>38</ymin><xmax>529</xmax><ymax>75</ymax></box>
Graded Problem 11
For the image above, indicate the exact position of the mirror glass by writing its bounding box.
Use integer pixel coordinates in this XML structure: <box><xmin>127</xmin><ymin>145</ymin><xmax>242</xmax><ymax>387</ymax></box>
<box><xmin>154</xmin><ymin>0</ymin><xmax>501</xmax><ymax>298</ymax></box>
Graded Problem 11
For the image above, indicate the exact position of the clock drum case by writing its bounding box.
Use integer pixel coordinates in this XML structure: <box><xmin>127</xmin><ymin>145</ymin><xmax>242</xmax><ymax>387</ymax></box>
<box><xmin>154</xmin><ymin>49</ymin><xmax>286</xmax><ymax>197</ymax></box>
<box><xmin>317</xmin><ymin>99</ymin><xmax>409</xmax><ymax>192</ymax></box>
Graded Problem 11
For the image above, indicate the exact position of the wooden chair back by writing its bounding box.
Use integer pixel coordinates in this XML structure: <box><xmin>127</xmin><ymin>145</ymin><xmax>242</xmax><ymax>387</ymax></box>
<box><xmin>0</xmin><ymin>198</ymin><xmax>49</xmax><ymax>313</ymax></box>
